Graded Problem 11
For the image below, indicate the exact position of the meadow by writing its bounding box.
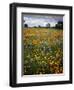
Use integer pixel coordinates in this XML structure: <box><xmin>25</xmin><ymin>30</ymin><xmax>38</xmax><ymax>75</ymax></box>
<box><xmin>23</xmin><ymin>28</ymin><xmax>63</xmax><ymax>75</ymax></box>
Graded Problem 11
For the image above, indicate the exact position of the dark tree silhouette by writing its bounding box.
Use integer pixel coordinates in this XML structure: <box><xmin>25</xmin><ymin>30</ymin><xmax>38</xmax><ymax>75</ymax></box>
<box><xmin>55</xmin><ymin>21</ymin><xmax>63</xmax><ymax>29</ymax></box>
<box><xmin>38</xmin><ymin>25</ymin><xmax>41</xmax><ymax>28</ymax></box>
<box><xmin>24</xmin><ymin>24</ymin><xmax>28</xmax><ymax>28</ymax></box>
<box><xmin>46</xmin><ymin>23</ymin><xmax>50</xmax><ymax>28</ymax></box>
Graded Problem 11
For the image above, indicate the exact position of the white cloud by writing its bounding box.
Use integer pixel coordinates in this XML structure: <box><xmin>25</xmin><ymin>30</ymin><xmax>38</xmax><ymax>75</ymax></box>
<box><xmin>23</xmin><ymin>15</ymin><xmax>63</xmax><ymax>27</ymax></box>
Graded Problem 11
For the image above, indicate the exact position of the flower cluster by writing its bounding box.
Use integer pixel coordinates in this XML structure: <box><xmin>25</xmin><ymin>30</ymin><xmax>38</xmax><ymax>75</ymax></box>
<box><xmin>23</xmin><ymin>28</ymin><xmax>63</xmax><ymax>75</ymax></box>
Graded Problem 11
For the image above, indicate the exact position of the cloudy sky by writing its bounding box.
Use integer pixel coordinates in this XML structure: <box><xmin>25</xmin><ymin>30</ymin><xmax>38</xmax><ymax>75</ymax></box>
<box><xmin>23</xmin><ymin>14</ymin><xmax>63</xmax><ymax>27</ymax></box>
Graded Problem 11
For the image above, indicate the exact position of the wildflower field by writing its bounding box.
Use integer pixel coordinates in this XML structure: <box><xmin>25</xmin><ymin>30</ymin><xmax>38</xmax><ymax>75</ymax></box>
<box><xmin>23</xmin><ymin>28</ymin><xmax>63</xmax><ymax>75</ymax></box>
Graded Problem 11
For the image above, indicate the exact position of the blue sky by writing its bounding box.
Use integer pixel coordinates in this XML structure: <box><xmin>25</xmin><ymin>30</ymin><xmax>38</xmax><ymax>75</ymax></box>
<box><xmin>23</xmin><ymin>14</ymin><xmax>63</xmax><ymax>27</ymax></box>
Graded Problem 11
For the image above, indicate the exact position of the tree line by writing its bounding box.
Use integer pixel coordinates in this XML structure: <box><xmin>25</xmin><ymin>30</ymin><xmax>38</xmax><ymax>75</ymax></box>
<box><xmin>24</xmin><ymin>21</ymin><xmax>63</xmax><ymax>29</ymax></box>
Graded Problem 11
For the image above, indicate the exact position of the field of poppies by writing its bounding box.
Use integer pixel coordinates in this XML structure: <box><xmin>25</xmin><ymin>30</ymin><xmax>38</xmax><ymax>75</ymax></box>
<box><xmin>23</xmin><ymin>28</ymin><xmax>63</xmax><ymax>75</ymax></box>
